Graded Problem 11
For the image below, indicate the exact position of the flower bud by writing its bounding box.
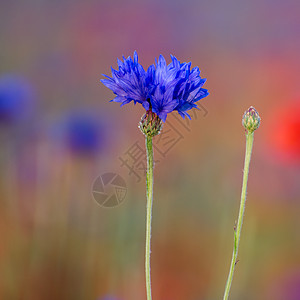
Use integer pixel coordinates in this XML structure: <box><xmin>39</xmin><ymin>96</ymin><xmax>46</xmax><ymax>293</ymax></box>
<box><xmin>242</xmin><ymin>106</ymin><xmax>261</xmax><ymax>133</ymax></box>
<box><xmin>139</xmin><ymin>110</ymin><xmax>163</xmax><ymax>137</ymax></box>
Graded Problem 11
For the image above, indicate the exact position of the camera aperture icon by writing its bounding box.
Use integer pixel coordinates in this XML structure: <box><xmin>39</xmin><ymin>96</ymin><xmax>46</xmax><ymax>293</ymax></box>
<box><xmin>92</xmin><ymin>173</ymin><xmax>127</xmax><ymax>207</ymax></box>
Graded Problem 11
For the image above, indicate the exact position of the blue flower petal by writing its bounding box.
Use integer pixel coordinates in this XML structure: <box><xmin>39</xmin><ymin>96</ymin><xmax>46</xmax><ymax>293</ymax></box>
<box><xmin>101</xmin><ymin>52</ymin><xmax>209</xmax><ymax>122</ymax></box>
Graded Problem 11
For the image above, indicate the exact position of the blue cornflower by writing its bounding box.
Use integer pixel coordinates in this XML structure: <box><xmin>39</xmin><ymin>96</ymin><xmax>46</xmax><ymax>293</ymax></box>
<box><xmin>0</xmin><ymin>75</ymin><xmax>35</xmax><ymax>125</ymax></box>
<box><xmin>57</xmin><ymin>111</ymin><xmax>108</xmax><ymax>157</ymax></box>
<box><xmin>101</xmin><ymin>51</ymin><xmax>154</xmax><ymax>111</ymax></box>
<box><xmin>101</xmin><ymin>51</ymin><xmax>208</xmax><ymax>122</ymax></box>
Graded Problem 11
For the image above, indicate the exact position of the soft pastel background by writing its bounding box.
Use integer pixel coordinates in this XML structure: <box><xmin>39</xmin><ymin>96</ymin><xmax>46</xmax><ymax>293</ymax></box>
<box><xmin>0</xmin><ymin>0</ymin><xmax>300</xmax><ymax>299</ymax></box>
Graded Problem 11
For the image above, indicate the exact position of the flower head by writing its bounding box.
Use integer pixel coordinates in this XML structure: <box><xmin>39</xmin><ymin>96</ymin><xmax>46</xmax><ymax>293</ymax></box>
<box><xmin>101</xmin><ymin>51</ymin><xmax>152</xmax><ymax>110</ymax></box>
<box><xmin>101</xmin><ymin>52</ymin><xmax>208</xmax><ymax>122</ymax></box>
<box><xmin>0</xmin><ymin>74</ymin><xmax>35</xmax><ymax>126</ymax></box>
<box><xmin>57</xmin><ymin>111</ymin><xmax>108</xmax><ymax>158</ymax></box>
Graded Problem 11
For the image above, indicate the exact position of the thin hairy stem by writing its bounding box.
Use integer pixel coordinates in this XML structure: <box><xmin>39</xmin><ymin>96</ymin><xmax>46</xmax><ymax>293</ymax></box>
<box><xmin>145</xmin><ymin>136</ymin><xmax>154</xmax><ymax>300</ymax></box>
<box><xmin>223</xmin><ymin>132</ymin><xmax>254</xmax><ymax>300</ymax></box>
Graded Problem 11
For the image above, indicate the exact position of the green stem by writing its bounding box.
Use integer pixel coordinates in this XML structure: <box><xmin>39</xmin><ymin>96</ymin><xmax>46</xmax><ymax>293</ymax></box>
<box><xmin>223</xmin><ymin>132</ymin><xmax>254</xmax><ymax>300</ymax></box>
<box><xmin>145</xmin><ymin>135</ymin><xmax>154</xmax><ymax>300</ymax></box>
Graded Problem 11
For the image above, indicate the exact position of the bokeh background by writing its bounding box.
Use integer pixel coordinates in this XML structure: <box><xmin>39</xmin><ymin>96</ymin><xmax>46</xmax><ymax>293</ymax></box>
<box><xmin>0</xmin><ymin>0</ymin><xmax>300</xmax><ymax>299</ymax></box>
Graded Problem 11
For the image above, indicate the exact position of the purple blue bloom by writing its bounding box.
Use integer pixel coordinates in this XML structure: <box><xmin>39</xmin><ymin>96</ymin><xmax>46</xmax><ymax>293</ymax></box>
<box><xmin>57</xmin><ymin>111</ymin><xmax>108</xmax><ymax>157</ymax></box>
<box><xmin>101</xmin><ymin>51</ymin><xmax>208</xmax><ymax>122</ymax></box>
<box><xmin>0</xmin><ymin>75</ymin><xmax>35</xmax><ymax>125</ymax></box>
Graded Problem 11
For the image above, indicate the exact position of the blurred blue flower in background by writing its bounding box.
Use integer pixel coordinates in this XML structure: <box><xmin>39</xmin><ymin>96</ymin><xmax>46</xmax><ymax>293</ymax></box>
<box><xmin>56</xmin><ymin>110</ymin><xmax>109</xmax><ymax>158</ymax></box>
<box><xmin>63</xmin><ymin>111</ymin><xmax>107</xmax><ymax>157</ymax></box>
<box><xmin>98</xmin><ymin>296</ymin><xmax>120</xmax><ymax>300</ymax></box>
<box><xmin>267</xmin><ymin>270</ymin><xmax>300</xmax><ymax>300</ymax></box>
<box><xmin>0</xmin><ymin>74</ymin><xmax>35</xmax><ymax>126</ymax></box>
<box><xmin>101</xmin><ymin>51</ymin><xmax>208</xmax><ymax>122</ymax></box>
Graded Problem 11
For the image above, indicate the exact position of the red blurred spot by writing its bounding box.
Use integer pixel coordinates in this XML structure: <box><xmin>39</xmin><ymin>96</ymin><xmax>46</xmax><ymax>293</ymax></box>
<box><xmin>268</xmin><ymin>101</ymin><xmax>300</xmax><ymax>164</ymax></box>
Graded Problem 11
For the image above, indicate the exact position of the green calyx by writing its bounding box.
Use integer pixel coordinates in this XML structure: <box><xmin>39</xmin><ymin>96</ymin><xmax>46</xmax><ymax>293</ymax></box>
<box><xmin>242</xmin><ymin>106</ymin><xmax>261</xmax><ymax>133</ymax></box>
<box><xmin>139</xmin><ymin>110</ymin><xmax>163</xmax><ymax>137</ymax></box>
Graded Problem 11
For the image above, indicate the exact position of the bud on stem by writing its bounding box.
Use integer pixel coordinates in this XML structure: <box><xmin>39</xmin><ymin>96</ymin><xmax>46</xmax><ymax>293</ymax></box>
<box><xmin>139</xmin><ymin>110</ymin><xmax>163</xmax><ymax>137</ymax></box>
<box><xmin>242</xmin><ymin>106</ymin><xmax>261</xmax><ymax>133</ymax></box>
